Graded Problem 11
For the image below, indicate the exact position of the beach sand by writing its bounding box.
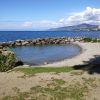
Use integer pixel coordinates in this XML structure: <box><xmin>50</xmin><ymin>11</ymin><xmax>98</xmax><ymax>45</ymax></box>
<box><xmin>40</xmin><ymin>42</ymin><xmax>100</xmax><ymax>67</ymax></box>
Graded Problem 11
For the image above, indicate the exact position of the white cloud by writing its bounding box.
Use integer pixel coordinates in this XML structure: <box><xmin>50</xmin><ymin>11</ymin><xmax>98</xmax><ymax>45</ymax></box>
<box><xmin>21</xmin><ymin>20</ymin><xmax>63</xmax><ymax>29</ymax></box>
<box><xmin>60</xmin><ymin>6</ymin><xmax>100</xmax><ymax>26</ymax></box>
<box><xmin>59</xmin><ymin>18</ymin><xmax>65</xmax><ymax>23</ymax></box>
<box><xmin>22</xmin><ymin>21</ymin><xmax>33</xmax><ymax>27</ymax></box>
<box><xmin>0</xmin><ymin>6</ymin><xmax>100</xmax><ymax>30</ymax></box>
<box><xmin>38</xmin><ymin>7</ymin><xmax>100</xmax><ymax>28</ymax></box>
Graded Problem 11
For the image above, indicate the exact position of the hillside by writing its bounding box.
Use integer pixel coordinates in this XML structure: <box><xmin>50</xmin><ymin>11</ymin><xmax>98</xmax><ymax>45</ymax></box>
<box><xmin>49</xmin><ymin>23</ymin><xmax>100</xmax><ymax>31</ymax></box>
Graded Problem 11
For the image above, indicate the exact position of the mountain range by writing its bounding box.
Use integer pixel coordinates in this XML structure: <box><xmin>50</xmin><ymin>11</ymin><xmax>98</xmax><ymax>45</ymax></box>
<box><xmin>49</xmin><ymin>23</ymin><xmax>100</xmax><ymax>31</ymax></box>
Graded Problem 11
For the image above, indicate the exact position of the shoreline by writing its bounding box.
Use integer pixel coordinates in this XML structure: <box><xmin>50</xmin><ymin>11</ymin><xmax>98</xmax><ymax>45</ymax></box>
<box><xmin>1</xmin><ymin>37</ymin><xmax>100</xmax><ymax>68</ymax></box>
<box><xmin>35</xmin><ymin>42</ymin><xmax>100</xmax><ymax>67</ymax></box>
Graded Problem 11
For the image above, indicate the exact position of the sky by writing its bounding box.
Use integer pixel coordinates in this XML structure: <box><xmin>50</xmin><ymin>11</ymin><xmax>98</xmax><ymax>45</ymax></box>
<box><xmin>0</xmin><ymin>0</ymin><xmax>100</xmax><ymax>30</ymax></box>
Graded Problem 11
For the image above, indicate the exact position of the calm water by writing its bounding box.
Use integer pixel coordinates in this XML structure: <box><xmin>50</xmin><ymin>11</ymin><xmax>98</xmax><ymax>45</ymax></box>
<box><xmin>10</xmin><ymin>44</ymin><xmax>81</xmax><ymax>65</ymax></box>
<box><xmin>0</xmin><ymin>31</ymin><xmax>100</xmax><ymax>42</ymax></box>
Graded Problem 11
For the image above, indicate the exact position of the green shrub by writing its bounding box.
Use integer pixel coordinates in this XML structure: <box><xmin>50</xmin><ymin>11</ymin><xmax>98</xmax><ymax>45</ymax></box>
<box><xmin>97</xmin><ymin>39</ymin><xmax>100</xmax><ymax>42</ymax></box>
<box><xmin>83</xmin><ymin>38</ymin><xmax>92</xmax><ymax>42</ymax></box>
<box><xmin>0</xmin><ymin>50</ymin><xmax>16</xmax><ymax>72</ymax></box>
<box><xmin>92</xmin><ymin>39</ymin><xmax>97</xmax><ymax>42</ymax></box>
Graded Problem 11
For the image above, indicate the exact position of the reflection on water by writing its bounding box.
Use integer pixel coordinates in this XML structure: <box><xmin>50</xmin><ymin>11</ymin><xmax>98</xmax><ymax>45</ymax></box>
<box><xmin>10</xmin><ymin>44</ymin><xmax>81</xmax><ymax>65</ymax></box>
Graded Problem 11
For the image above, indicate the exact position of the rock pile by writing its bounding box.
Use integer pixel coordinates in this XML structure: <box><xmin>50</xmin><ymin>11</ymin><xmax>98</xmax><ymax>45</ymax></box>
<box><xmin>0</xmin><ymin>37</ymin><xmax>83</xmax><ymax>47</ymax></box>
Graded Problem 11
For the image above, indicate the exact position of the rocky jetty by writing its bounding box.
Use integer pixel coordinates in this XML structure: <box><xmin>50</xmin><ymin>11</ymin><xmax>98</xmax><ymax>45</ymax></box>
<box><xmin>0</xmin><ymin>37</ymin><xmax>84</xmax><ymax>47</ymax></box>
<box><xmin>0</xmin><ymin>37</ymin><xmax>100</xmax><ymax>48</ymax></box>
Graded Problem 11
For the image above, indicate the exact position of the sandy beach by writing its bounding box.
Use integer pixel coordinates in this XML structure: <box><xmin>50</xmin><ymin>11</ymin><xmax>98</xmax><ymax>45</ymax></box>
<box><xmin>40</xmin><ymin>42</ymin><xmax>100</xmax><ymax>67</ymax></box>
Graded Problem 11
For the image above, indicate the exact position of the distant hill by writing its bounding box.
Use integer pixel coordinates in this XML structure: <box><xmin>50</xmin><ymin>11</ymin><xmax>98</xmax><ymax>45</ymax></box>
<box><xmin>49</xmin><ymin>23</ymin><xmax>100</xmax><ymax>31</ymax></box>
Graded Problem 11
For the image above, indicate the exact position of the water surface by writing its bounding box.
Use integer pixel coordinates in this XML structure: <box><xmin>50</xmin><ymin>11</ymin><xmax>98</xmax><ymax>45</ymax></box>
<box><xmin>0</xmin><ymin>31</ymin><xmax>100</xmax><ymax>42</ymax></box>
<box><xmin>11</xmin><ymin>44</ymin><xmax>81</xmax><ymax>65</ymax></box>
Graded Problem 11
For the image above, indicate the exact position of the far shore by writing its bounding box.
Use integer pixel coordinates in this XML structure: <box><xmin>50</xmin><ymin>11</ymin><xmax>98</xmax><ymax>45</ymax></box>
<box><xmin>35</xmin><ymin>42</ymin><xmax>100</xmax><ymax>67</ymax></box>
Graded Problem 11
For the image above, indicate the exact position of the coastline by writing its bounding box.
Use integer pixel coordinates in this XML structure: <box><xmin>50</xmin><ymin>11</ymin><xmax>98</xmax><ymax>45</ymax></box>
<box><xmin>37</xmin><ymin>42</ymin><xmax>100</xmax><ymax>67</ymax></box>
<box><xmin>1</xmin><ymin>37</ymin><xmax>100</xmax><ymax>68</ymax></box>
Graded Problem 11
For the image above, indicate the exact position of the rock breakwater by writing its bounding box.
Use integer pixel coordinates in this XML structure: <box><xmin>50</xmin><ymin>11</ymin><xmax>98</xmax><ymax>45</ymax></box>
<box><xmin>0</xmin><ymin>37</ymin><xmax>100</xmax><ymax>47</ymax></box>
<box><xmin>0</xmin><ymin>37</ymin><xmax>83</xmax><ymax>47</ymax></box>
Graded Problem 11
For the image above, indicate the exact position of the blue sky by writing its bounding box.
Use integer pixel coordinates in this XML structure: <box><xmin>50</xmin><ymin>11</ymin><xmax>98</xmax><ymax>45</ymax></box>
<box><xmin>0</xmin><ymin>0</ymin><xmax>100</xmax><ymax>30</ymax></box>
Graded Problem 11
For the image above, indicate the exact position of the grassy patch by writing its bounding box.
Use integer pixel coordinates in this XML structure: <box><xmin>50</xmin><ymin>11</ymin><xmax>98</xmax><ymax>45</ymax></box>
<box><xmin>2</xmin><ymin>83</ymin><xmax>88</xmax><ymax>100</ymax></box>
<box><xmin>14</xmin><ymin>67</ymin><xmax>74</xmax><ymax>74</ymax></box>
<box><xmin>2</xmin><ymin>77</ymin><xmax>98</xmax><ymax>100</ymax></box>
<box><xmin>52</xmin><ymin>78</ymin><xmax>66</xmax><ymax>85</ymax></box>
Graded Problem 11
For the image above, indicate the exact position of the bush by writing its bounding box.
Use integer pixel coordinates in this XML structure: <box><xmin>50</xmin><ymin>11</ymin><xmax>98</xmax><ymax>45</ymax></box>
<box><xmin>97</xmin><ymin>39</ymin><xmax>100</xmax><ymax>42</ymax></box>
<box><xmin>92</xmin><ymin>39</ymin><xmax>97</xmax><ymax>42</ymax></box>
<box><xmin>0</xmin><ymin>50</ymin><xmax>16</xmax><ymax>72</ymax></box>
<box><xmin>83</xmin><ymin>38</ymin><xmax>92</xmax><ymax>42</ymax></box>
